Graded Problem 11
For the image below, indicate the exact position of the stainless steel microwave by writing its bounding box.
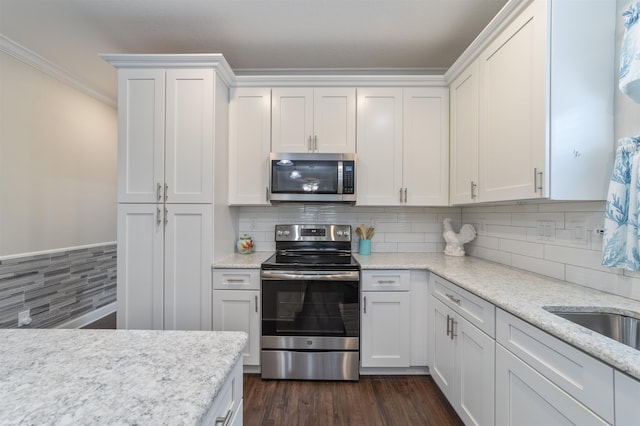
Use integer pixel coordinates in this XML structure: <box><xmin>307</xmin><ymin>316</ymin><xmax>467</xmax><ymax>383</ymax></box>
<box><xmin>269</xmin><ymin>153</ymin><xmax>356</xmax><ymax>203</ymax></box>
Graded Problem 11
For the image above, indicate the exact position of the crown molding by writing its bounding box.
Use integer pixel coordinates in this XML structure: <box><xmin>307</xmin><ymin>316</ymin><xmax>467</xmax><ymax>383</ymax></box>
<box><xmin>0</xmin><ymin>34</ymin><xmax>116</xmax><ymax>107</ymax></box>
<box><xmin>444</xmin><ymin>0</ymin><xmax>531</xmax><ymax>83</ymax></box>
<box><xmin>99</xmin><ymin>53</ymin><xmax>236</xmax><ymax>88</ymax></box>
<box><xmin>234</xmin><ymin>71</ymin><xmax>448</xmax><ymax>87</ymax></box>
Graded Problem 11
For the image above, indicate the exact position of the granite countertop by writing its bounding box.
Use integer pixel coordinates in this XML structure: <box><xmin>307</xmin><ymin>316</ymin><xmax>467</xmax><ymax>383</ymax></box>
<box><xmin>356</xmin><ymin>252</ymin><xmax>640</xmax><ymax>380</ymax></box>
<box><xmin>213</xmin><ymin>251</ymin><xmax>273</xmax><ymax>269</ymax></box>
<box><xmin>212</xmin><ymin>250</ymin><xmax>640</xmax><ymax>379</ymax></box>
<box><xmin>0</xmin><ymin>329</ymin><xmax>247</xmax><ymax>425</ymax></box>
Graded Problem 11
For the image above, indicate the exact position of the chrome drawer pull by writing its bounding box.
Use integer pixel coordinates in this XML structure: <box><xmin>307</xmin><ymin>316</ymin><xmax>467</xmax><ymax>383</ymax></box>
<box><xmin>215</xmin><ymin>409</ymin><xmax>232</xmax><ymax>426</ymax></box>
<box><xmin>446</xmin><ymin>293</ymin><xmax>461</xmax><ymax>304</ymax></box>
<box><xmin>377</xmin><ymin>280</ymin><xmax>396</xmax><ymax>284</ymax></box>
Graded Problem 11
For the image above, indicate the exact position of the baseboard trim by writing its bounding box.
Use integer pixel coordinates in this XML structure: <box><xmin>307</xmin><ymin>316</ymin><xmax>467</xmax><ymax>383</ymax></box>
<box><xmin>359</xmin><ymin>366</ymin><xmax>430</xmax><ymax>376</ymax></box>
<box><xmin>57</xmin><ymin>302</ymin><xmax>117</xmax><ymax>329</ymax></box>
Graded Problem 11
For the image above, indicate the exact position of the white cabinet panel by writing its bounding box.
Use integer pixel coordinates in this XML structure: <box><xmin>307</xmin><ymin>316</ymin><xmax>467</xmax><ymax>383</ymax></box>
<box><xmin>410</xmin><ymin>270</ymin><xmax>428</xmax><ymax>367</ymax></box>
<box><xmin>402</xmin><ymin>87</ymin><xmax>449</xmax><ymax>206</ymax></box>
<box><xmin>271</xmin><ymin>87</ymin><xmax>355</xmax><ymax>153</ymax></box>
<box><xmin>228</xmin><ymin>88</ymin><xmax>271</xmax><ymax>205</ymax></box>
<box><xmin>165</xmin><ymin>69</ymin><xmax>214</xmax><ymax>203</ymax></box>
<box><xmin>615</xmin><ymin>370</ymin><xmax>640</xmax><ymax>426</ymax></box>
<box><xmin>212</xmin><ymin>289</ymin><xmax>260</xmax><ymax>366</ymax></box>
<box><xmin>449</xmin><ymin>60</ymin><xmax>479</xmax><ymax>204</ymax></box>
<box><xmin>117</xmin><ymin>69</ymin><xmax>165</xmax><ymax>203</ymax></box>
<box><xmin>356</xmin><ymin>88</ymin><xmax>404</xmax><ymax>205</ymax></box>
<box><xmin>496</xmin><ymin>345</ymin><xmax>608</xmax><ymax>426</ymax></box>
<box><xmin>116</xmin><ymin>204</ymin><xmax>164</xmax><ymax>329</ymax></box>
<box><xmin>361</xmin><ymin>291</ymin><xmax>411</xmax><ymax>368</ymax></box>
<box><xmin>163</xmin><ymin>205</ymin><xmax>212</xmax><ymax>331</ymax></box>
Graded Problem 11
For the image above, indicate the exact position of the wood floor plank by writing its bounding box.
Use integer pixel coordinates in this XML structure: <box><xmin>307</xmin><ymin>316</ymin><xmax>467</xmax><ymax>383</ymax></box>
<box><xmin>243</xmin><ymin>374</ymin><xmax>463</xmax><ymax>426</ymax></box>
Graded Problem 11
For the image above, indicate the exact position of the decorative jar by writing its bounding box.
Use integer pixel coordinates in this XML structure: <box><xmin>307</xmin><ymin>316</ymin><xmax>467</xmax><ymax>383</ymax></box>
<box><xmin>237</xmin><ymin>234</ymin><xmax>254</xmax><ymax>254</ymax></box>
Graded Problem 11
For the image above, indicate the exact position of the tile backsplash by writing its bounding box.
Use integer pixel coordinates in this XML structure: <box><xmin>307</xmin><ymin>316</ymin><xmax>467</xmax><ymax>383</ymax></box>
<box><xmin>237</xmin><ymin>204</ymin><xmax>462</xmax><ymax>254</ymax></box>
<box><xmin>238</xmin><ymin>201</ymin><xmax>640</xmax><ymax>302</ymax></box>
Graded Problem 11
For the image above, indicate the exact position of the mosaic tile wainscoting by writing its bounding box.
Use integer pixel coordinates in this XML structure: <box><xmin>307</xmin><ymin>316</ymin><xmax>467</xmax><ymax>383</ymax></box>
<box><xmin>0</xmin><ymin>243</ymin><xmax>116</xmax><ymax>328</ymax></box>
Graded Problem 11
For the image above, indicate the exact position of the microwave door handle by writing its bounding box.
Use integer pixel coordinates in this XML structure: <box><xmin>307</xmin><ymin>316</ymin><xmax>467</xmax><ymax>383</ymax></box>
<box><xmin>338</xmin><ymin>161</ymin><xmax>344</xmax><ymax>194</ymax></box>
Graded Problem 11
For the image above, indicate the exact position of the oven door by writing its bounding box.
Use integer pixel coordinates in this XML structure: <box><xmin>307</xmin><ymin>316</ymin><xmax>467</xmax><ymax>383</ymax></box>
<box><xmin>261</xmin><ymin>270</ymin><xmax>359</xmax><ymax>351</ymax></box>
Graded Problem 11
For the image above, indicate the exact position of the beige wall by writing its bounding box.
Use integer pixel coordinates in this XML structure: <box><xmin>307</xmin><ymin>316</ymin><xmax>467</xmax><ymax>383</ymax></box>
<box><xmin>0</xmin><ymin>52</ymin><xmax>117</xmax><ymax>256</ymax></box>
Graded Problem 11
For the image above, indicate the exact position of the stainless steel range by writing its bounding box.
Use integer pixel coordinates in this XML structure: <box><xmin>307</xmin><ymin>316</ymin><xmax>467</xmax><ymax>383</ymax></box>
<box><xmin>260</xmin><ymin>224</ymin><xmax>360</xmax><ymax>381</ymax></box>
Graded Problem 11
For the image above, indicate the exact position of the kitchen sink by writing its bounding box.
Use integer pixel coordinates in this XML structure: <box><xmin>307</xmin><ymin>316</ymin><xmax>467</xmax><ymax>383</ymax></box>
<box><xmin>543</xmin><ymin>307</ymin><xmax>640</xmax><ymax>351</ymax></box>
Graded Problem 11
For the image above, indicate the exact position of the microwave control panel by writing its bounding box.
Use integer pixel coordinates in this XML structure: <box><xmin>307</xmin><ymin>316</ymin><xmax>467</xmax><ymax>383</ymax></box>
<box><xmin>342</xmin><ymin>161</ymin><xmax>355</xmax><ymax>194</ymax></box>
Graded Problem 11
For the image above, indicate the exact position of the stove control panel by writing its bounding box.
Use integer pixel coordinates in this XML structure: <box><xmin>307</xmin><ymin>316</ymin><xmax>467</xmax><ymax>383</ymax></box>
<box><xmin>275</xmin><ymin>224</ymin><xmax>351</xmax><ymax>242</ymax></box>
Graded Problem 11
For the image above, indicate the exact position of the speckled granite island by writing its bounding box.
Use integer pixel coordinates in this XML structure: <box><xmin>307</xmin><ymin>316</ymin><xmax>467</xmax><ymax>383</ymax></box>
<box><xmin>0</xmin><ymin>329</ymin><xmax>247</xmax><ymax>425</ymax></box>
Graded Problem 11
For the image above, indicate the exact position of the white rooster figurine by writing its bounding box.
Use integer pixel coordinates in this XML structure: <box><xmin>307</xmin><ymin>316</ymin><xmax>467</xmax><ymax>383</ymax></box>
<box><xmin>442</xmin><ymin>218</ymin><xmax>477</xmax><ymax>257</ymax></box>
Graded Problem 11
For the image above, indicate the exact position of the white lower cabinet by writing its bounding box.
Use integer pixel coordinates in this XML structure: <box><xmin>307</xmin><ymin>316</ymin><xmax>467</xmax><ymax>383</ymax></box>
<box><xmin>360</xmin><ymin>270</ymin><xmax>411</xmax><ymax>368</ymax></box>
<box><xmin>496</xmin><ymin>309</ymin><xmax>614</xmax><ymax>425</ymax></box>
<box><xmin>201</xmin><ymin>357</ymin><xmax>243</xmax><ymax>426</ymax></box>
<box><xmin>615</xmin><ymin>371</ymin><xmax>640</xmax><ymax>426</ymax></box>
<box><xmin>428</xmin><ymin>274</ymin><xmax>495</xmax><ymax>426</ymax></box>
<box><xmin>117</xmin><ymin>203</ymin><xmax>212</xmax><ymax>331</ymax></box>
<box><xmin>212</xmin><ymin>269</ymin><xmax>261</xmax><ymax>367</ymax></box>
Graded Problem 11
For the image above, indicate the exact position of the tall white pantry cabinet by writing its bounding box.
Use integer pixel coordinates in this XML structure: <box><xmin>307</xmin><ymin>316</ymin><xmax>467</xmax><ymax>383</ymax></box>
<box><xmin>107</xmin><ymin>55</ymin><xmax>231</xmax><ymax>330</ymax></box>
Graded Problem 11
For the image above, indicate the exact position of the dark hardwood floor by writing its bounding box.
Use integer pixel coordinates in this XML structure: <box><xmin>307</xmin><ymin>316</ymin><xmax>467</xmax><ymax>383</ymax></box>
<box><xmin>82</xmin><ymin>312</ymin><xmax>116</xmax><ymax>329</ymax></box>
<box><xmin>243</xmin><ymin>374</ymin><xmax>463</xmax><ymax>426</ymax></box>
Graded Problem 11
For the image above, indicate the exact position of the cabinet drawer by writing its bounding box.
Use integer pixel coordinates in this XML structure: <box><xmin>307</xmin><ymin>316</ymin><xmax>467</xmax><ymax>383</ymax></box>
<box><xmin>213</xmin><ymin>269</ymin><xmax>260</xmax><ymax>290</ymax></box>
<box><xmin>431</xmin><ymin>274</ymin><xmax>495</xmax><ymax>337</ymax></box>
<box><xmin>362</xmin><ymin>270</ymin><xmax>411</xmax><ymax>291</ymax></box>
<box><xmin>496</xmin><ymin>309</ymin><xmax>614</xmax><ymax>423</ymax></box>
<box><xmin>202</xmin><ymin>358</ymin><xmax>243</xmax><ymax>425</ymax></box>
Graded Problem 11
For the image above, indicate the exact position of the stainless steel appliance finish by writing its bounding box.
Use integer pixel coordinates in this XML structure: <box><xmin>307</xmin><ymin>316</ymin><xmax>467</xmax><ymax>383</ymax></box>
<box><xmin>269</xmin><ymin>153</ymin><xmax>356</xmax><ymax>203</ymax></box>
<box><xmin>261</xmin><ymin>224</ymin><xmax>360</xmax><ymax>381</ymax></box>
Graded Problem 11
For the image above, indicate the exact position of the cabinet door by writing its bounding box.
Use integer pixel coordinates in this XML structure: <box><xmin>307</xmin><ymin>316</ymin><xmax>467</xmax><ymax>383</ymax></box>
<box><xmin>356</xmin><ymin>88</ymin><xmax>403</xmax><ymax>205</ymax></box>
<box><xmin>116</xmin><ymin>204</ymin><xmax>164</xmax><ymax>329</ymax></box>
<box><xmin>361</xmin><ymin>291</ymin><xmax>411</xmax><ymax>368</ymax></box>
<box><xmin>450</xmin><ymin>61</ymin><xmax>479</xmax><ymax>204</ymax></box>
<box><xmin>478</xmin><ymin>0</ymin><xmax>546</xmax><ymax>203</ymax></box>
<box><xmin>228</xmin><ymin>87</ymin><xmax>271</xmax><ymax>205</ymax></box>
<box><xmin>615</xmin><ymin>370</ymin><xmax>640</xmax><ymax>426</ymax></box>
<box><xmin>212</xmin><ymin>289</ymin><xmax>260</xmax><ymax>366</ymax></box>
<box><xmin>165</xmin><ymin>69</ymin><xmax>214</xmax><ymax>203</ymax></box>
<box><xmin>402</xmin><ymin>87</ymin><xmax>449</xmax><ymax>206</ymax></box>
<box><xmin>163</xmin><ymin>204</ymin><xmax>212</xmax><ymax>331</ymax></box>
<box><xmin>271</xmin><ymin>88</ymin><xmax>314</xmax><ymax>153</ymax></box>
<box><xmin>313</xmin><ymin>88</ymin><xmax>356</xmax><ymax>153</ymax></box>
<box><xmin>457</xmin><ymin>316</ymin><xmax>495</xmax><ymax>426</ymax></box>
<box><xmin>117</xmin><ymin>69</ymin><xmax>165</xmax><ymax>203</ymax></box>
<box><xmin>495</xmin><ymin>345</ymin><xmax>608</xmax><ymax>426</ymax></box>
<box><xmin>410</xmin><ymin>270</ymin><xmax>428</xmax><ymax>367</ymax></box>
<box><xmin>429</xmin><ymin>297</ymin><xmax>456</xmax><ymax>401</ymax></box>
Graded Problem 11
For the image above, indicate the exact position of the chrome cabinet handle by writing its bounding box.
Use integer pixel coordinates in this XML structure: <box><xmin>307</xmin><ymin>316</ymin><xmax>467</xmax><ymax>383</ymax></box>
<box><xmin>404</xmin><ymin>188</ymin><xmax>407</xmax><ymax>203</ymax></box>
<box><xmin>266</xmin><ymin>186</ymin><xmax>270</xmax><ymax>203</ymax></box>
<box><xmin>255</xmin><ymin>295</ymin><xmax>258</xmax><ymax>313</ymax></box>
<box><xmin>215</xmin><ymin>409</ymin><xmax>232</xmax><ymax>426</ymax></box>
<box><xmin>314</xmin><ymin>135</ymin><xmax>318</xmax><ymax>152</ymax></box>
<box><xmin>471</xmin><ymin>181</ymin><xmax>477</xmax><ymax>200</ymax></box>
<box><xmin>446</xmin><ymin>314</ymin><xmax>452</xmax><ymax>336</ymax></box>
<box><xmin>308</xmin><ymin>136</ymin><xmax>313</xmax><ymax>152</ymax></box>
<box><xmin>363</xmin><ymin>296</ymin><xmax>367</xmax><ymax>314</ymax></box>
<box><xmin>164</xmin><ymin>183</ymin><xmax>168</xmax><ymax>201</ymax></box>
<box><xmin>377</xmin><ymin>280</ymin><xmax>396</xmax><ymax>284</ymax></box>
<box><xmin>157</xmin><ymin>207</ymin><xmax>162</xmax><ymax>226</ymax></box>
<box><xmin>451</xmin><ymin>318</ymin><xmax>457</xmax><ymax>339</ymax></box>
<box><xmin>226</xmin><ymin>279</ymin><xmax>245</xmax><ymax>283</ymax></box>
<box><xmin>534</xmin><ymin>168</ymin><xmax>543</xmax><ymax>193</ymax></box>
<box><xmin>399</xmin><ymin>188</ymin><xmax>403</xmax><ymax>203</ymax></box>
<box><xmin>445</xmin><ymin>293</ymin><xmax>461</xmax><ymax>305</ymax></box>
<box><xmin>164</xmin><ymin>207</ymin><xmax>168</xmax><ymax>226</ymax></box>
<box><xmin>157</xmin><ymin>183</ymin><xmax>162</xmax><ymax>201</ymax></box>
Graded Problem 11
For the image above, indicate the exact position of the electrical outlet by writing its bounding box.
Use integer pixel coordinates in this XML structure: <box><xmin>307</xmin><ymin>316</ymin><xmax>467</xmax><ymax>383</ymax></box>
<box><xmin>18</xmin><ymin>309</ymin><xmax>32</xmax><ymax>327</ymax></box>
<box><xmin>537</xmin><ymin>220</ymin><xmax>555</xmax><ymax>241</ymax></box>
<box><xmin>571</xmin><ymin>222</ymin><xmax>588</xmax><ymax>245</ymax></box>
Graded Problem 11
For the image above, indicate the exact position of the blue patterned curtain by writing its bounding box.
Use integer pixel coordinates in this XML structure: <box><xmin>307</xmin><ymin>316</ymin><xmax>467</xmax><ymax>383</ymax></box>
<box><xmin>603</xmin><ymin>137</ymin><xmax>640</xmax><ymax>270</ymax></box>
<box><xmin>621</xmin><ymin>2</ymin><xmax>640</xmax><ymax>102</ymax></box>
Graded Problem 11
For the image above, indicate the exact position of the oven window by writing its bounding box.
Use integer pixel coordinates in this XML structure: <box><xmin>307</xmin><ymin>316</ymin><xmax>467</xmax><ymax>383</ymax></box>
<box><xmin>271</xmin><ymin>160</ymin><xmax>338</xmax><ymax>194</ymax></box>
<box><xmin>262</xmin><ymin>280</ymin><xmax>359</xmax><ymax>337</ymax></box>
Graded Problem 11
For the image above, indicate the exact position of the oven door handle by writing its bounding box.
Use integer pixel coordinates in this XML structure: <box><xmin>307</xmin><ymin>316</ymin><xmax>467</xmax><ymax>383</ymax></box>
<box><xmin>261</xmin><ymin>270</ymin><xmax>360</xmax><ymax>281</ymax></box>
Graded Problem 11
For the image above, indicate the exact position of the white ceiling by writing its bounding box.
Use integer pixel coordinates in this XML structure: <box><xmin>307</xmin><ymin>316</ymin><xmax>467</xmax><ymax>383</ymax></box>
<box><xmin>0</xmin><ymin>0</ymin><xmax>508</xmax><ymax>104</ymax></box>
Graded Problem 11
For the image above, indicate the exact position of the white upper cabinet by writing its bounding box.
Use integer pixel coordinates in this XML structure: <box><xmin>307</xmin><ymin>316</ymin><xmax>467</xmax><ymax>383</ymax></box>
<box><xmin>357</xmin><ymin>87</ymin><xmax>449</xmax><ymax>206</ymax></box>
<box><xmin>117</xmin><ymin>68</ymin><xmax>214</xmax><ymax>204</ymax></box>
<box><xmin>403</xmin><ymin>87</ymin><xmax>449</xmax><ymax>206</ymax></box>
<box><xmin>450</xmin><ymin>61</ymin><xmax>479</xmax><ymax>204</ymax></box>
<box><xmin>477</xmin><ymin>0</ymin><xmax>546</xmax><ymax>203</ymax></box>
<box><xmin>449</xmin><ymin>0</ymin><xmax>615</xmax><ymax>204</ymax></box>
<box><xmin>271</xmin><ymin>87</ymin><xmax>356</xmax><ymax>153</ymax></box>
<box><xmin>228</xmin><ymin>87</ymin><xmax>271</xmax><ymax>205</ymax></box>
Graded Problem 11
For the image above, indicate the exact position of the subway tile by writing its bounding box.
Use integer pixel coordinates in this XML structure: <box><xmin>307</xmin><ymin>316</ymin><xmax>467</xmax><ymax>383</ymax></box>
<box><xmin>511</xmin><ymin>212</ymin><xmax>565</xmax><ymax>228</ymax></box>
<box><xmin>565</xmin><ymin>266</ymin><xmax>640</xmax><ymax>302</ymax></box>
<box><xmin>511</xmin><ymin>254</ymin><xmax>565</xmax><ymax>281</ymax></box>
<box><xmin>538</xmin><ymin>201</ymin><xmax>605</xmax><ymax>213</ymax></box>
<box><xmin>499</xmin><ymin>239</ymin><xmax>544</xmax><ymax>259</ymax></box>
<box><xmin>385</xmin><ymin>232</ymin><xmax>424</xmax><ymax>243</ymax></box>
